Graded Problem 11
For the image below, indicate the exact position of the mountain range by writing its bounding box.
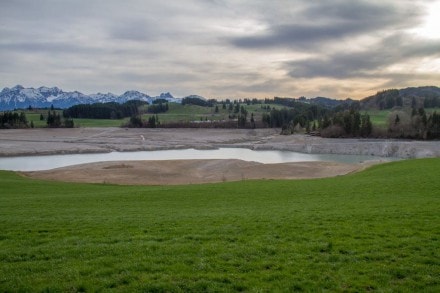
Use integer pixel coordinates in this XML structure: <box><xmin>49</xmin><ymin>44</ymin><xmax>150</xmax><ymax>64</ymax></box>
<box><xmin>0</xmin><ymin>85</ymin><xmax>181</xmax><ymax>111</ymax></box>
<box><xmin>1</xmin><ymin>85</ymin><xmax>439</xmax><ymax>111</ymax></box>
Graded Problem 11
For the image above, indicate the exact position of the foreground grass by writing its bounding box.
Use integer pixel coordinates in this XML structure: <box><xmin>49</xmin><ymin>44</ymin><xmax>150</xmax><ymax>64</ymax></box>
<box><xmin>0</xmin><ymin>159</ymin><xmax>439</xmax><ymax>291</ymax></box>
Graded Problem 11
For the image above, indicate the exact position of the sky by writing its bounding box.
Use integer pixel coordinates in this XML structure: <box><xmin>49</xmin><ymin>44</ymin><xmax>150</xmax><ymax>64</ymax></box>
<box><xmin>1</xmin><ymin>0</ymin><xmax>440</xmax><ymax>100</ymax></box>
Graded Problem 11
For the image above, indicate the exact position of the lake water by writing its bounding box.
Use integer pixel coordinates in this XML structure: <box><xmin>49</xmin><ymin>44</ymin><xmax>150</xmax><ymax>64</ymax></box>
<box><xmin>0</xmin><ymin>148</ymin><xmax>392</xmax><ymax>171</ymax></box>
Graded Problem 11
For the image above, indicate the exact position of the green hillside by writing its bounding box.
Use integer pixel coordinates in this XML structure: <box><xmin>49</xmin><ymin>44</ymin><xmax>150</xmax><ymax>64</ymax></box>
<box><xmin>0</xmin><ymin>158</ymin><xmax>439</xmax><ymax>291</ymax></box>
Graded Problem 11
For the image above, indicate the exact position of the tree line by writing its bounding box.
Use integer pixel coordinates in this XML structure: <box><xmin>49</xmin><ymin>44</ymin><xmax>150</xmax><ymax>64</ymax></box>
<box><xmin>63</xmin><ymin>100</ymin><xmax>146</xmax><ymax>119</ymax></box>
<box><xmin>182</xmin><ymin>96</ymin><xmax>217</xmax><ymax>107</ymax></box>
<box><xmin>46</xmin><ymin>111</ymin><xmax>74</xmax><ymax>128</ymax></box>
<box><xmin>147</xmin><ymin>102</ymin><xmax>169</xmax><ymax>114</ymax></box>
<box><xmin>319</xmin><ymin>110</ymin><xmax>372</xmax><ymax>138</ymax></box>
<box><xmin>374</xmin><ymin>89</ymin><xmax>403</xmax><ymax>110</ymax></box>
<box><xmin>423</xmin><ymin>96</ymin><xmax>440</xmax><ymax>108</ymax></box>
<box><xmin>388</xmin><ymin>108</ymin><xmax>440</xmax><ymax>139</ymax></box>
<box><xmin>0</xmin><ymin>112</ymin><xmax>28</xmax><ymax>128</ymax></box>
<box><xmin>125</xmin><ymin>115</ymin><xmax>160</xmax><ymax>128</ymax></box>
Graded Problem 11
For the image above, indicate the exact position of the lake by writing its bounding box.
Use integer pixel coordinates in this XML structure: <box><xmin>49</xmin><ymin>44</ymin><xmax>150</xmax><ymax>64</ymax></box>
<box><xmin>0</xmin><ymin>148</ymin><xmax>392</xmax><ymax>171</ymax></box>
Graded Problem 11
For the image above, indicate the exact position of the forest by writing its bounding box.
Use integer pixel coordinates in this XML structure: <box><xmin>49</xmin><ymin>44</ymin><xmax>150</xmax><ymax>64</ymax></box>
<box><xmin>2</xmin><ymin>93</ymin><xmax>440</xmax><ymax>139</ymax></box>
<box><xmin>62</xmin><ymin>100</ymin><xmax>146</xmax><ymax>119</ymax></box>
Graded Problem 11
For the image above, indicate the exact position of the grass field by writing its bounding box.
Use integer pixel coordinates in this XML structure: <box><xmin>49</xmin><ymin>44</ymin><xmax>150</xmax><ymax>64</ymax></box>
<box><xmin>366</xmin><ymin>108</ymin><xmax>440</xmax><ymax>128</ymax></box>
<box><xmin>0</xmin><ymin>159</ymin><xmax>439</xmax><ymax>291</ymax></box>
<box><xmin>150</xmin><ymin>103</ymin><xmax>278</xmax><ymax>124</ymax></box>
<box><xmin>365</xmin><ymin>109</ymin><xmax>392</xmax><ymax>127</ymax></box>
<box><xmin>24</xmin><ymin>111</ymin><xmax>128</xmax><ymax>128</ymax></box>
<box><xmin>17</xmin><ymin>103</ymin><xmax>278</xmax><ymax>127</ymax></box>
<box><xmin>8</xmin><ymin>106</ymin><xmax>440</xmax><ymax>129</ymax></box>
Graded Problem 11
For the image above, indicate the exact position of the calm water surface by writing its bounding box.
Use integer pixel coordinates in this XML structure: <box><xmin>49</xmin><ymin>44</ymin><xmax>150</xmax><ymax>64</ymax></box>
<box><xmin>0</xmin><ymin>148</ymin><xmax>392</xmax><ymax>171</ymax></box>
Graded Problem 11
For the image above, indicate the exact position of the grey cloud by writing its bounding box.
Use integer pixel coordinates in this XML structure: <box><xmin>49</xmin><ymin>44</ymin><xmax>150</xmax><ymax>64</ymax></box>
<box><xmin>110</xmin><ymin>20</ymin><xmax>157</xmax><ymax>42</ymax></box>
<box><xmin>232</xmin><ymin>22</ymin><xmax>366</xmax><ymax>49</ymax></box>
<box><xmin>303</xmin><ymin>0</ymin><xmax>417</xmax><ymax>26</ymax></box>
<box><xmin>377</xmin><ymin>70</ymin><xmax>440</xmax><ymax>87</ymax></box>
<box><xmin>286</xmin><ymin>55</ymin><xmax>379</xmax><ymax>79</ymax></box>
<box><xmin>0</xmin><ymin>41</ymin><xmax>101</xmax><ymax>55</ymax></box>
<box><xmin>286</xmin><ymin>34</ymin><xmax>440</xmax><ymax>79</ymax></box>
<box><xmin>231</xmin><ymin>0</ymin><xmax>423</xmax><ymax>49</ymax></box>
<box><xmin>242</xmin><ymin>79</ymin><xmax>296</xmax><ymax>94</ymax></box>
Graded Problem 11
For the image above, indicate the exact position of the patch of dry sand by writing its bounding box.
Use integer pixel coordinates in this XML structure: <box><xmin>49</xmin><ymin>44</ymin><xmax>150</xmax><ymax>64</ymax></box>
<box><xmin>22</xmin><ymin>159</ymin><xmax>369</xmax><ymax>185</ymax></box>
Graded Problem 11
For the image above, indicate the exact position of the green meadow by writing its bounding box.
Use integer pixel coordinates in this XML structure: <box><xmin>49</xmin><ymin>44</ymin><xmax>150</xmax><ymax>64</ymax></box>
<box><xmin>18</xmin><ymin>103</ymin><xmax>283</xmax><ymax>128</ymax></box>
<box><xmin>366</xmin><ymin>108</ymin><xmax>440</xmax><ymax>128</ymax></box>
<box><xmin>0</xmin><ymin>158</ymin><xmax>439</xmax><ymax>291</ymax></box>
<box><xmin>365</xmin><ymin>109</ymin><xmax>393</xmax><ymax>127</ymax></box>
<box><xmin>23</xmin><ymin>111</ymin><xmax>128</xmax><ymax>128</ymax></box>
<box><xmin>10</xmin><ymin>105</ymin><xmax>440</xmax><ymax>128</ymax></box>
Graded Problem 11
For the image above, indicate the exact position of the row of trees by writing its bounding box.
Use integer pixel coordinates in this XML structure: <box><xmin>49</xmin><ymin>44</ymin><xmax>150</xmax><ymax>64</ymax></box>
<box><xmin>423</xmin><ymin>96</ymin><xmax>440</xmax><ymax>108</ymax></box>
<box><xmin>261</xmin><ymin>104</ymin><xmax>326</xmax><ymax>129</ymax></box>
<box><xmin>262</xmin><ymin>104</ymin><xmax>439</xmax><ymax>140</ymax></box>
<box><xmin>0</xmin><ymin>111</ymin><xmax>74</xmax><ymax>129</ymax></box>
<box><xmin>181</xmin><ymin>96</ymin><xmax>217</xmax><ymax>107</ymax></box>
<box><xmin>125</xmin><ymin>115</ymin><xmax>160</xmax><ymax>128</ymax></box>
<box><xmin>147</xmin><ymin>102</ymin><xmax>169</xmax><ymax>114</ymax></box>
<box><xmin>46</xmin><ymin>111</ymin><xmax>74</xmax><ymax>128</ymax></box>
<box><xmin>388</xmin><ymin>108</ymin><xmax>440</xmax><ymax>139</ymax></box>
<box><xmin>374</xmin><ymin>89</ymin><xmax>404</xmax><ymax>110</ymax></box>
<box><xmin>261</xmin><ymin>106</ymin><xmax>373</xmax><ymax>138</ymax></box>
<box><xmin>63</xmin><ymin>100</ymin><xmax>145</xmax><ymax>119</ymax></box>
<box><xmin>320</xmin><ymin>110</ymin><xmax>372</xmax><ymax>138</ymax></box>
<box><xmin>0</xmin><ymin>112</ymin><xmax>28</xmax><ymax>128</ymax></box>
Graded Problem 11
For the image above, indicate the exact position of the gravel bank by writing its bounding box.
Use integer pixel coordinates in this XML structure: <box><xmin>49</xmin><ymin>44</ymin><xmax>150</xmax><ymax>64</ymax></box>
<box><xmin>1</xmin><ymin>128</ymin><xmax>439</xmax><ymax>158</ymax></box>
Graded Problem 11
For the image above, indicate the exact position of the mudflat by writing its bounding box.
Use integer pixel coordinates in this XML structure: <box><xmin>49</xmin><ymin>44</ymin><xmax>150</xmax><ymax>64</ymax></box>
<box><xmin>22</xmin><ymin>159</ymin><xmax>369</xmax><ymax>185</ymax></box>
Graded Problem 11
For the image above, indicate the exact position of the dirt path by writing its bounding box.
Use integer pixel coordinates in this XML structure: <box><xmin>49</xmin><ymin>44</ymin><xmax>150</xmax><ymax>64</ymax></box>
<box><xmin>23</xmin><ymin>159</ymin><xmax>371</xmax><ymax>185</ymax></box>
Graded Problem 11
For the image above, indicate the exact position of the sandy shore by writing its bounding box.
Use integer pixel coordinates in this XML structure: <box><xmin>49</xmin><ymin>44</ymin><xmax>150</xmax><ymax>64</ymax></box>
<box><xmin>2</xmin><ymin>128</ymin><xmax>439</xmax><ymax>185</ymax></box>
<box><xmin>22</xmin><ymin>159</ymin><xmax>371</xmax><ymax>185</ymax></box>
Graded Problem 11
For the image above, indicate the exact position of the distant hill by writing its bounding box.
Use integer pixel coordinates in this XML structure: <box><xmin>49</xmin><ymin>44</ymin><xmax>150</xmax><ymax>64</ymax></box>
<box><xmin>308</xmin><ymin>96</ymin><xmax>354</xmax><ymax>108</ymax></box>
<box><xmin>0</xmin><ymin>85</ymin><xmax>182</xmax><ymax>111</ymax></box>
<box><xmin>273</xmin><ymin>96</ymin><xmax>352</xmax><ymax>109</ymax></box>
<box><xmin>360</xmin><ymin>86</ymin><xmax>440</xmax><ymax>110</ymax></box>
<box><xmin>2</xmin><ymin>85</ymin><xmax>439</xmax><ymax>112</ymax></box>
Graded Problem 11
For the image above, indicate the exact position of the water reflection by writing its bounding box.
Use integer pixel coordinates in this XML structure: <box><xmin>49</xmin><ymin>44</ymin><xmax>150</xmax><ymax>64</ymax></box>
<box><xmin>0</xmin><ymin>148</ymin><xmax>389</xmax><ymax>171</ymax></box>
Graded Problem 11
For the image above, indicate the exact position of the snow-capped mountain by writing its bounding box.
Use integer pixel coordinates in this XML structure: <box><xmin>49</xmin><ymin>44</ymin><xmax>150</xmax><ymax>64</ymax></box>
<box><xmin>88</xmin><ymin>92</ymin><xmax>119</xmax><ymax>103</ymax></box>
<box><xmin>0</xmin><ymin>85</ymin><xmax>182</xmax><ymax>111</ymax></box>
<box><xmin>156</xmin><ymin>92</ymin><xmax>181</xmax><ymax>103</ymax></box>
<box><xmin>118</xmin><ymin>91</ymin><xmax>153</xmax><ymax>104</ymax></box>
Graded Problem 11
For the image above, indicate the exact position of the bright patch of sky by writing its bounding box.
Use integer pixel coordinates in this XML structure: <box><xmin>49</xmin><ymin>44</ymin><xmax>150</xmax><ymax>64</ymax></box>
<box><xmin>411</xmin><ymin>1</ymin><xmax>440</xmax><ymax>39</ymax></box>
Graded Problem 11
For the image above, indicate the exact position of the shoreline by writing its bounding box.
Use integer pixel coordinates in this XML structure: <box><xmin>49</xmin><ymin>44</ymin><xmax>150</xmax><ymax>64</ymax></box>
<box><xmin>2</xmin><ymin>127</ymin><xmax>437</xmax><ymax>185</ymax></box>
<box><xmin>0</xmin><ymin>128</ymin><xmax>439</xmax><ymax>158</ymax></box>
